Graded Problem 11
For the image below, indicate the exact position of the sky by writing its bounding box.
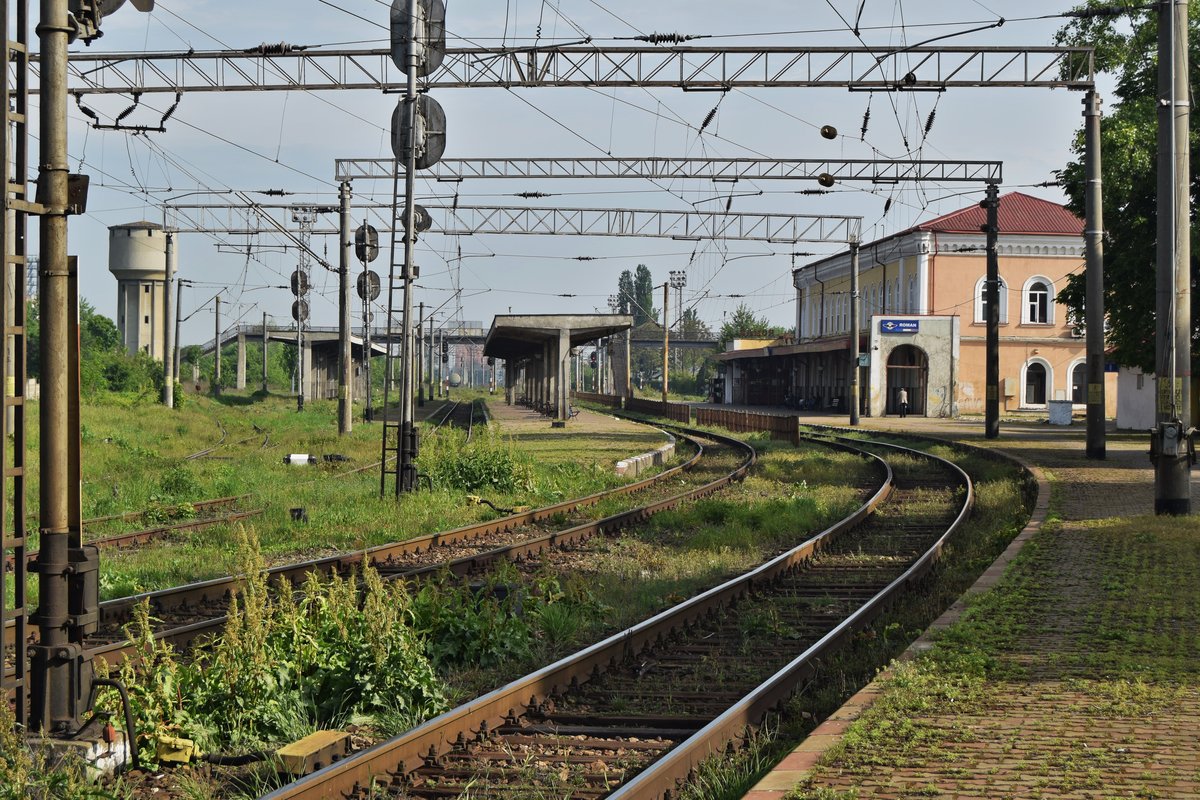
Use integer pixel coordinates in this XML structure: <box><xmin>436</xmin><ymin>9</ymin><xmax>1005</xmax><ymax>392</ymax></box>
<box><xmin>32</xmin><ymin>0</ymin><xmax>1109</xmax><ymax>348</ymax></box>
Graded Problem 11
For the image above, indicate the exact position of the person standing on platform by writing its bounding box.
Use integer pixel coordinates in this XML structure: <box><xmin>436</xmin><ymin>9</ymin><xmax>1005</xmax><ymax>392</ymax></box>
<box><xmin>898</xmin><ymin>387</ymin><xmax>909</xmax><ymax>418</ymax></box>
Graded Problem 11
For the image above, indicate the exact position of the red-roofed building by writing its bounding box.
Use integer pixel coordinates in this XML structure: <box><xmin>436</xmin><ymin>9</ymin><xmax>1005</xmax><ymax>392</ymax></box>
<box><xmin>716</xmin><ymin>192</ymin><xmax>1116</xmax><ymax>419</ymax></box>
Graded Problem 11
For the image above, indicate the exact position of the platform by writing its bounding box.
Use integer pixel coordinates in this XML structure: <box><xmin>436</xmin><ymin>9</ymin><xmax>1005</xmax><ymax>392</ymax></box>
<box><xmin>744</xmin><ymin>414</ymin><xmax>1200</xmax><ymax>799</ymax></box>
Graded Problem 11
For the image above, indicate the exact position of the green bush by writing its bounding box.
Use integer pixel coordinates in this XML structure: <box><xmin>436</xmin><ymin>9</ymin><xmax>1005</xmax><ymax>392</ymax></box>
<box><xmin>418</xmin><ymin>425</ymin><xmax>535</xmax><ymax>493</ymax></box>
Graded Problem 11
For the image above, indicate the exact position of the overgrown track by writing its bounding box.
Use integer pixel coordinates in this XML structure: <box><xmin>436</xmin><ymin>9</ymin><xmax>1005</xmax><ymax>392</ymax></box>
<box><xmin>72</xmin><ymin>425</ymin><xmax>755</xmax><ymax>668</ymax></box>
<box><xmin>263</xmin><ymin>434</ymin><xmax>972</xmax><ymax>800</ymax></box>
<box><xmin>2</xmin><ymin>495</ymin><xmax>261</xmax><ymax>572</ymax></box>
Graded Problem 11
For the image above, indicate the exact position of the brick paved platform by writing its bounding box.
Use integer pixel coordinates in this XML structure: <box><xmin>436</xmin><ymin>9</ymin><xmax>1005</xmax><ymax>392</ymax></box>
<box><xmin>744</xmin><ymin>415</ymin><xmax>1200</xmax><ymax>800</ymax></box>
<box><xmin>485</xmin><ymin>399</ymin><xmax>669</xmax><ymax>469</ymax></box>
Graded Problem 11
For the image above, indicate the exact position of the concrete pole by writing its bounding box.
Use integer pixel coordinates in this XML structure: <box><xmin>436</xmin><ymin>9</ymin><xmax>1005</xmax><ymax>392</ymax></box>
<box><xmin>661</xmin><ymin>282</ymin><xmax>670</xmax><ymax>402</ymax></box>
<box><xmin>417</xmin><ymin>302</ymin><xmax>425</xmax><ymax>407</ymax></box>
<box><xmin>624</xmin><ymin>330</ymin><xmax>632</xmax><ymax>398</ymax></box>
<box><xmin>1083</xmin><ymin>91</ymin><xmax>1106</xmax><ymax>460</ymax></box>
<box><xmin>173</xmin><ymin>279</ymin><xmax>183</xmax><ymax>383</ymax></box>
<box><xmin>984</xmin><ymin>184</ymin><xmax>1000</xmax><ymax>439</ymax></box>
<box><xmin>213</xmin><ymin>294</ymin><xmax>221</xmax><ymax>392</ymax></box>
<box><xmin>558</xmin><ymin>328</ymin><xmax>570</xmax><ymax>420</ymax></box>
<box><xmin>427</xmin><ymin>314</ymin><xmax>434</xmax><ymax>402</ymax></box>
<box><xmin>162</xmin><ymin>232</ymin><xmax>175</xmax><ymax>407</ymax></box>
<box><xmin>235</xmin><ymin>332</ymin><xmax>246</xmax><ymax>390</ymax></box>
<box><xmin>337</xmin><ymin>181</ymin><xmax>353</xmax><ymax>434</ymax></box>
<box><xmin>1154</xmin><ymin>0</ymin><xmax>1191</xmax><ymax>514</ymax></box>
<box><xmin>31</xmin><ymin>0</ymin><xmax>75</xmax><ymax>735</ymax></box>
<box><xmin>261</xmin><ymin>312</ymin><xmax>269</xmax><ymax>392</ymax></box>
<box><xmin>849</xmin><ymin>241</ymin><xmax>860</xmax><ymax>425</ymax></box>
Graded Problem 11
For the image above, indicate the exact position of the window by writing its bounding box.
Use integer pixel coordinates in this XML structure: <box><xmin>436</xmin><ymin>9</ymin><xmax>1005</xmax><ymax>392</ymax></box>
<box><xmin>1023</xmin><ymin>277</ymin><xmax>1054</xmax><ymax>324</ymax></box>
<box><xmin>143</xmin><ymin>285</ymin><xmax>150</xmax><ymax>294</ymax></box>
<box><xmin>143</xmin><ymin>315</ymin><xmax>149</xmax><ymax>324</ymax></box>
<box><xmin>974</xmin><ymin>276</ymin><xmax>1008</xmax><ymax>324</ymax></box>
<box><xmin>1025</xmin><ymin>362</ymin><xmax>1047</xmax><ymax>406</ymax></box>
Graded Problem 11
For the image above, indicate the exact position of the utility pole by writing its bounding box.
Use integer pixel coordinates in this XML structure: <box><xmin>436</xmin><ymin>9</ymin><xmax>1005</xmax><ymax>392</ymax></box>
<box><xmin>427</xmin><ymin>314</ymin><xmax>434</xmax><ymax>402</ymax></box>
<box><xmin>30</xmin><ymin>0</ymin><xmax>74</xmax><ymax>736</ymax></box>
<box><xmin>417</xmin><ymin>301</ymin><xmax>425</xmax><ymax>406</ymax></box>
<box><xmin>337</xmin><ymin>182</ymin><xmax>353</xmax><ymax>435</ymax></box>
<box><xmin>661</xmin><ymin>281</ymin><xmax>669</xmax><ymax>402</ymax></box>
<box><xmin>983</xmin><ymin>184</ymin><xmax>1000</xmax><ymax>439</ymax></box>
<box><xmin>1153</xmin><ymin>0</ymin><xmax>1191</xmax><ymax>514</ymax></box>
<box><xmin>1083</xmin><ymin>91</ymin><xmax>1106</xmax><ymax>459</ymax></box>
<box><xmin>213</xmin><ymin>293</ymin><xmax>221</xmax><ymax>391</ymax></box>
<box><xmin>261</xmin><ymin>311</ymin><xmax>269</xmax><ymax>392</ymax></box>
<box><xmin>163</xmin><ymin>232</ymin><xmax>175</xmax><ymax>408</ymax></box>
<box><xmin>174</xmin><ymin>279</ymin><xmax>183</xmax><ymax>383</ymax></box>
<box><xmin>849</xmin><ymin>241</ymin><xmax>860</xmax><ymax>426</ymax></box>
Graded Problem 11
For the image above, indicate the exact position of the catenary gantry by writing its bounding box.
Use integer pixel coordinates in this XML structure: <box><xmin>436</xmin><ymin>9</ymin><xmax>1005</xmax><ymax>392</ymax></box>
<box><xmin>484</xmin><ymin>314</ymin><xmax>633</xmax><ymax>422</ymax></box>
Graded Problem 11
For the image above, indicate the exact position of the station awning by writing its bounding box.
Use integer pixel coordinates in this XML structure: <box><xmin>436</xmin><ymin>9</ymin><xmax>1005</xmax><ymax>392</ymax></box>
<box><xmin>714</xmin><ymin>336</ymin><xmax>852</xmax><ymax>362</ymax></box>
<box><xmin>483</xmin><ymin>314</ymin><xmax>634</xmax><ymax>361</ymax></box>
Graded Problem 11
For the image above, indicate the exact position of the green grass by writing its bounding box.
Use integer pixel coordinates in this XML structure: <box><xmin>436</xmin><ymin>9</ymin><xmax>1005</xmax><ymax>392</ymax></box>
<box><xmin>13</xmin><ymin>389</ymin><xmax>672</xmax><ymax>601</ymax></box>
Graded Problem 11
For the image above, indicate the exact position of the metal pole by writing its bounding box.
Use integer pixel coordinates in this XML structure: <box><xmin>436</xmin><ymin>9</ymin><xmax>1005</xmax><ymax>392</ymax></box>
<box><xmin>174</xmin><ymin>278</ymin><xmax>182</xmax><ymax>383</ymax></box>
<box><xmin>397</xmin><ymin>0</ymin><xmax>419</xmax><ymax>492</ymax></box>
<box><xmin>427</xmin><ymin>314</ymin><xmax>434</xmax><ymax>402</ymax></box>
<box><xmin>337</xmin><ymin>181</ymin><xmax>353</xmax><ymax>434</ymax></box>
<box><xmin>261</xmin><ymin>311</ymin><xmax>269</xmax><ymax>392</ymax></box>
<box><xmin>417</xmin><ymin>302</ymin><xmax>425</xmax><ymax>407</ymax></box>
<box><xmin>1154</xmin><ymin>0</ymin><xmax>1192</xmax><ymax>514</ymax></box>
<box><xmin>163</xmin><ymin>232</ymin><xmax>175</xmax><ymax>408</ymax></box>
<box><xmin>849</xmin><ymin>241</ymin><xmax>860</xmax><ymax>425</ymax></box>
<box><xmin>30</xmin><ymin>0</ymin><xmax>75</xmax><ymax>735</ymax></box>
<box><xmin>213</xmin><ymin>294</ymin><xmax>221</xmax><ymax>391</ymax></box>
<box><xmin>661</xmin><ymin>282</ymin><xmax>669</xmax><ymax>402</ymax></box>
<box><xmin>983</xmin><ymin>184</ymin><xmax>1000</xmax><ymax>439</ymax></box>
<box><xmin>1083</xmin><ymin>91</ymin><xmax>1106</xmax><ymax>459</ymax></box>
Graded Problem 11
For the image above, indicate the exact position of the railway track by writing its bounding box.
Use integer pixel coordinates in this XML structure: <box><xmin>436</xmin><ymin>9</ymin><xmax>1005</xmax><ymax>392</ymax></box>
<box><xmin>262</xmin><ymin>433</ymin><xmax>971</xmax><ymax>800</ymax></box>
<box><xmin>63</xmin><ymin>424</ymin><xmax>753</xmax><ymax>669</ymax></box>
<box><xmin>3</xmin><ymin>496</ymin><xmax>260</xmax><ymax>572</ymax></box>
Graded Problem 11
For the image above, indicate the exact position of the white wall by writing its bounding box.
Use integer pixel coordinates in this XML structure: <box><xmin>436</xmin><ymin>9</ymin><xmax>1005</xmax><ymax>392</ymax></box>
<box><xmin>1116</xmin><ymin>367</ymin><xmax>1156</xmax><ymax>431</ymax></box>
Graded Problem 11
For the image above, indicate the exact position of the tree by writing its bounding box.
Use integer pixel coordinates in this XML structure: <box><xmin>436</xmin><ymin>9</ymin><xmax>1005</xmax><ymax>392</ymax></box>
<box><xmin>718</xmin><ymin>302</ymin><xmax>785</xmax><ymax>347</ymax></box>
<box><xmin>633</xmin><ymin>264</ymin><xmax>657</xmax><ymax>327</ymax></box>
<box><xmin>617</xmin><ymin>270</ymin><xmax>634</xmax><ymax>316</ymax></box>
<box><xmin>1054</xmin><ymin>2</ymin><xmax>1200</xmax><ymax>373</ymax></box>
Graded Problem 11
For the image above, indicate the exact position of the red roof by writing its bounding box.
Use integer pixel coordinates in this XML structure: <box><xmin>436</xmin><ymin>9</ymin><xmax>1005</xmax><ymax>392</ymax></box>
<box><xmin>916</xmin><ymin>191</ymin><xmax>1083</xmax><ymax>236</ymax></box>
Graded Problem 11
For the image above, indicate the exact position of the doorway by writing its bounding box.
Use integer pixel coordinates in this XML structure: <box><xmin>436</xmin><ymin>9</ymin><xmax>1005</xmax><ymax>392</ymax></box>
<box><xmin>886</xmin><ymin>344</ymin><xmax>928</xmax><ymax>416</ymax></box>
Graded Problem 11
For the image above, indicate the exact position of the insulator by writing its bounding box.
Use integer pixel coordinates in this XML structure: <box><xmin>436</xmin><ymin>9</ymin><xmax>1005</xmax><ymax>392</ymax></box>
<box><xmin>860</xmin><ymin>107</ymin><xmax>871</xmax><ymax>141</ymax></box>
<box><xmin>924</xmin><ymin>109</ymin><xmax>936</xmax><ymax>137</ymax></box>
<box><xmin>515</xmin><ymin>191</ymin><xmax>552</xmax><ymax>199</ymax></box>
<box><xmin>883</xmin><ymin>197</ymin><xmax>893</xmax><ymax>215</ymax></box>
<box><xmin>798</xmin><ymin>189</ymin><xmax>831</xmax><ymax>196</ymax></box>
<box><xmin>700</xmin><ymin>106</ymin><xmax>718</xmax><ymax>132</ymax></box>
<box><xmin>636</xmin><ymin>32</ymin><xmax>695</xmax><ymax>45</ymax></box>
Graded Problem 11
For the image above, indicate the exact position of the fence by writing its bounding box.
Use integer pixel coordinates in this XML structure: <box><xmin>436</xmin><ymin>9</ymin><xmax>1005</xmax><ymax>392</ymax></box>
<box><xmin>694</xmin><ymin>407</ymin><xmax>800</xmax><ymax>446</ymax></box>
<box><xmin>624</xmin><ymin>396</ymin><xmax>692</xmax><ymax>423</ymax></box>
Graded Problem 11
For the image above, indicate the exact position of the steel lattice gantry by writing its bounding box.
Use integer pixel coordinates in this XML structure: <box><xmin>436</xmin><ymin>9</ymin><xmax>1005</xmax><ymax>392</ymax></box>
<box><xmin>334</xmin><ymin>157</ymin><xmax>1002</xmax><ymax>184</ymax></box>
<box><xmin>164</xmin><ymin>203</ymin><xmax>862</xmax><ymax>244</ymax></box>
<box><xmin>42</xmin><ymin>45</ymin><xmax>1095</xmax><ymax>94</ymax></box>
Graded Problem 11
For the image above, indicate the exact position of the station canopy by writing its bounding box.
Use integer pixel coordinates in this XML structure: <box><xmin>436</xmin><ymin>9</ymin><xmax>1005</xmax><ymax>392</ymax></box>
<box><xmin>483</xmin><ymin>314</ymin><xmax>633</xmax><ymax>361</ymax></box>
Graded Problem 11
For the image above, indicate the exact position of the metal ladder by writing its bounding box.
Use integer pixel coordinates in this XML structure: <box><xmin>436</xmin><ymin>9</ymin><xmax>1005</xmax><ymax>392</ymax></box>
<box><xmin>3</xmin><ymin>0</ymin><xmax>35</xmax><ymax>729</ymax></box>
<box><xmin>379</xmin><ymin>163</ymin><xmax>407</xmax><ymax>495</ymax></box>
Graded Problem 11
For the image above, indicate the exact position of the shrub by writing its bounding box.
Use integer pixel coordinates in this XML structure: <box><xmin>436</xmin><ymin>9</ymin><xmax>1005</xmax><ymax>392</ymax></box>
<box><xmin>418</xmin><ymin>426</ymin><xmax>535</xmax><ymax>493</ymax></box>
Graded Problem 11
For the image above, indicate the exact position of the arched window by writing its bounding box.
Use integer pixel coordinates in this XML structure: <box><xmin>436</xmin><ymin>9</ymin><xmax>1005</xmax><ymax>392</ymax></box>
<box><xmin>974</xmin><ymin>276</ymin><xmax>1008</xmax><ymax>324</ymax></box>
<box><xmin>1023</xmin><ymin>276</ymin><xmax>1055</xmax><ymax>324</ymax></box>
<box><xmin>1024</xmin><ymin>361</ymin><xmax>1048</xmax><ymax>406</ymax></box>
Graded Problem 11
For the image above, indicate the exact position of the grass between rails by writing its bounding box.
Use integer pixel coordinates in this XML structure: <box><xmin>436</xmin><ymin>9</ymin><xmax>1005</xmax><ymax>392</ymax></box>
<box><xmin>14</xmin><ymin>389</ymin><xmax>668</xmax><ymax>601</ymax></box>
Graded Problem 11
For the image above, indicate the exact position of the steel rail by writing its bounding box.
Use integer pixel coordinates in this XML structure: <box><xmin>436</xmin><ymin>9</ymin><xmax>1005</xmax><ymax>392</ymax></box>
<box><xmin>261</xmin><ymin>431</ymin><xmax>893</xmax><ymax>800</ymax></box>
<box><xmin>72</xmin><ymin>427</ymin><xmax>723</xmax><ymax>666</ymax></box>
<box><xmin>610</xmin><ymin>433</ymin><xmax>973</xmax><ymax>799</ymax></box>
<box><xmin>77</xmin><ymin>494</ymin><xmax>251</xmax><ymax>527</ymax></box>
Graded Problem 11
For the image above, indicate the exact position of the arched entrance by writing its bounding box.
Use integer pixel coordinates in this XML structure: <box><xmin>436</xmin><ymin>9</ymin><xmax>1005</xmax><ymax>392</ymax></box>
<box><xmin>1025</xmin><ymin>361</ymin><xmax>1047</xmax><ymax>406</ymax></box>
<box><xmin>886</xmin><ymin>344</ymin><xmax>928</xmax><ymax>416</ymax></box>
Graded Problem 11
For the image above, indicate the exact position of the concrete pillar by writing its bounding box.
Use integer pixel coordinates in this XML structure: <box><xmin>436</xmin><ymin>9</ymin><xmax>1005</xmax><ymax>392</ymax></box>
<box><xmin>557</xmin><ymin>328</ymin><xmax>571</xmax><ymax>420</ymax></box>
<box><xmin>235</xmin><ymin>332</ymin><xmax>247</xmax><ymax>390</ymax></box>
<box><xmin>261</xmin><ymin>315</ymin><xmax>269</xmax><ymax>392</ymax></box>
<box><xmin>302</xmin><ymin>339</ymin><xmax>312</xmax><ymax>401</ymax></box>
<box><xmin>505</xmin><ymin>360</ymin><xmax>514</xmax><ymax>404</ymax></box>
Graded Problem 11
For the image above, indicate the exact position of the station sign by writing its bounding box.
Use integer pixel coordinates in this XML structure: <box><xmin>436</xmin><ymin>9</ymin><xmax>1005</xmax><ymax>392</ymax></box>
<box><xmin>879</xmin><ymin>319</ymin><xmax>919</xmax><ymax>334</ymax></box>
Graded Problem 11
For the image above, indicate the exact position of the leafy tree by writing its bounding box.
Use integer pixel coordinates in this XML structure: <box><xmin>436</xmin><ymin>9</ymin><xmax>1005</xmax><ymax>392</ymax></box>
<box><xmin>718</xmin><ymin>302</ymin><xmax>786</xmax><ymax>347</ymax></box>
<box><xmin>1054</xmin><ymin>2</ymin><xmax>1200</xmax><ymax>372</ymax></box>
<box><xmin>80</xmin><ymin>299</ymin><xmax>121</xmax><ymax>353</ymax></box>
<box><xmin>617</xmin><ymin>270</ymin><xmax>635</xmax><ymax>316</ymax></box>
<box><xmin>633</xmin><ymin>264</ymin><xmax>657</xmax><ymax>327</ymax></box>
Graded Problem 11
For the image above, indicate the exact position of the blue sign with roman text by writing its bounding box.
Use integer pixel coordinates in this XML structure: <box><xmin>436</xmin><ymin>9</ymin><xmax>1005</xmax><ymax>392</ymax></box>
<box><xmin>879</xmin><ymin>319</ymin><xmax>919</xmax><ymax>334</ymax></box>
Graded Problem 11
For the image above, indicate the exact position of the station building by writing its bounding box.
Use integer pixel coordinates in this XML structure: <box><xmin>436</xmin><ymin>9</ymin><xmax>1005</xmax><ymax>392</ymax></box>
<box><xmin>716</xmin><ymin>192</ymin><xmax>1118</xmax><ymax>418</ymax></box>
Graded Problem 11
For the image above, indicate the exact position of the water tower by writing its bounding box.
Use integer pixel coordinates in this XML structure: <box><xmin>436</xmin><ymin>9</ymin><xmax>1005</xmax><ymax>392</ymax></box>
<box><xmin>108</xmin><ymin>221</ymin><xmax>174</xmax><ymax>360</ymax></box>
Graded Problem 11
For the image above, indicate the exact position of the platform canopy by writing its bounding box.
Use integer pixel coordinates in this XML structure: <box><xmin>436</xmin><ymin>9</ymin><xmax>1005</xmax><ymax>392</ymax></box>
<box><xmin>483</xmin><ymin>314</ymin><xmax>633</xmax><ymax>361</ymax></box>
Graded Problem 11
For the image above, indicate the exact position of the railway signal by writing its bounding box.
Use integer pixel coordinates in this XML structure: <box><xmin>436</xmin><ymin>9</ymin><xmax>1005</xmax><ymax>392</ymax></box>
<box><xmin>354</xmin><ymin>223</ymin><xmax>379</xmax><ymax>263</ymax></box>
<box><xmin>68</xmin><ymin>0</ymin><xmax>154</xmax><ymax>43</ymax></box>
<box><xmin>390</xmin><ymin>0</ymin><xmax>445</xmax><ymax>77</ymax></box>
<box><xmin>392</xmin><ymin>95</ymin><xmax>447</xmax><ymax>170</ymax></box>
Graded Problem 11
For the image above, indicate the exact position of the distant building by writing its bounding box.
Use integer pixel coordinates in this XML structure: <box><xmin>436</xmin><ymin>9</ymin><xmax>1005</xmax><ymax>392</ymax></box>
<box><xmin>716</xmin><ymin>192</ymin><xmax>1118</xmax><ymax>417</ymax></box>
<box><xmin>108</xmin><ymin>221</ymin><xmax>174</xmax><ymax>361</ymax></box>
